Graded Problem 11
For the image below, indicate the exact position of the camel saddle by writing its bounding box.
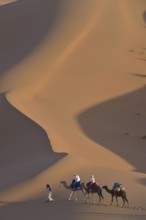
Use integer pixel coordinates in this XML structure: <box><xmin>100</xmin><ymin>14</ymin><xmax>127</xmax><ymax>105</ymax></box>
<box><xmin>114</xmin><ymin>185</ymin><xmax>125</xmax><ymax>191</ymax></box>
<box><xmin>90</xmin><ymin>183</ymin><xmax>97</xmax><ymax>191</ymax></box>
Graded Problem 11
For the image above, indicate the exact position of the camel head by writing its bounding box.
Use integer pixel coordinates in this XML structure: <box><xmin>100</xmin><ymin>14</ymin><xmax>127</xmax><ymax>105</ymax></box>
<box><xmin>60</xmin><ymin>180</ymin><xmax>67</xmax><ymax>186</ymax></box>
<box><xmin>60</xmin><ymin>180</ymin><xmax>70</xmax><ymax>189</ymax></box>
<box><xmin>60</xmin><ymin>180</ymin><xmax>66</xmax><ymax>184</ymax></box>
<box><xmin>102</xmin><ymin>185</ymin><xmax>107</xmax><ymax>189</ymax></box>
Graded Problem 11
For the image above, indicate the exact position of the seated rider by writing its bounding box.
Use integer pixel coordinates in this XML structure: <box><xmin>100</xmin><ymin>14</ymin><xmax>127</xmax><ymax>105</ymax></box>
<box><xmin>71</xmin><ymin>173</ymin><xmax>81</xmax><ymax>189</ymax></box>
<box><xmin>113</xmin><ymin>182</ymin><xmax>124</xmax><ymax>191</ymax></box>
<box><xmin>87</xmin><ymin>174</ymin><xmax>97</xmax><ymax>190</ymax></box>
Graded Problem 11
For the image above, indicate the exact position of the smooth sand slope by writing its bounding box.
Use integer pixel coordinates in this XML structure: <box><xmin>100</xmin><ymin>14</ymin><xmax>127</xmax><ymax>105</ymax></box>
<box><xmin>0</xmin><ymin>0</ymin><xmax>146</xmax><ymax>219</ymax></box>
<box><xmin>0</xmin><ymin>0</ymin><xmax>16</xmax><ymax>6</ymax></box>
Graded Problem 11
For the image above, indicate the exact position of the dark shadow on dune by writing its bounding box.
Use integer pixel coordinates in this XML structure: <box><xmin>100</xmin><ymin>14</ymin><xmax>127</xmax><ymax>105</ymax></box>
<box><xmin>78</xmin><ymin>211</ymin><xmax>146</xmax><ymax>218</ymax></box>
<box><xmin>0</xmin><ymin>199</ymin><xmax>76</xmax><ymax>220</ymax></box>
<box><xmin>129</xmin><ymin>73</ymin><xmax>146</xmax><ymax>78</ymax></box>
<box><xmin>77</xmin><ymin>211</ymin><xmax>146</xmax><ymax>219</ymax></box>
<box><xmin>0</xmin><ymin>94</ymin><xmax>66</xmax><ymax>192</ymax></box>
<box><xmin>143</xmin><ymin>11</ymin><xmax>146</xmax><ymax>24</ymax></box>
<box><xmin>138</xmin><ymin>178</ymin><xmax>146</xmax><ymax>186</ymax></box>
<box><xmin>0</xmin><ymin>0</ymin><xmax>60</xmax><ymax>76</ymax></box>
<box><xmin>77</xmin><ymin>87</ymin><xmax>146</xmax><ymax>174</ymax></box>
<box><xmin>138</xmin><ymin>58</ymin><xmax>146</xmax><ymax>61</ymax></box>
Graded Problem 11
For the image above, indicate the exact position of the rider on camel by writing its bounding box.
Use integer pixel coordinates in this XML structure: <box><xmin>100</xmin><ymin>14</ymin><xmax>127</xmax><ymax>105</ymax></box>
<box><xmin>71</xmin><ymin>173</ymin><xmax>81</xmax><ymax>189</ymax></box>
<box><xmin>87</xmin><ymin>174</ymin><xmax>97</xmax><ymax>191</ymax></box>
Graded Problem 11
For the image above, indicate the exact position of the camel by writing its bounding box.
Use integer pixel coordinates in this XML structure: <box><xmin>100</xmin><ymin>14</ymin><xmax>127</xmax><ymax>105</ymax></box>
<box><xmin>60</xmin><ymin>181</ymin><xmax>85</xmax><ymax>201</ymax></box>
<box><xmin>82</xmin><ymin>182</ymin><xmax>104</xmax><ymax>204</ymax></box>
<box><xmin>102</xmin><ymin>185</ymin><xmax>129</xmax><ymax>207</ymax></box>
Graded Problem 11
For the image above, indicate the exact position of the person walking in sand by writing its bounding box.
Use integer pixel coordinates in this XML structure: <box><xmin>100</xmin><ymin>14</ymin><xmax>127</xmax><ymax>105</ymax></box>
<box><xmin>45</xmin><ymin>184</ymin><xmax>54</xmax><ymax>202</ymax></box>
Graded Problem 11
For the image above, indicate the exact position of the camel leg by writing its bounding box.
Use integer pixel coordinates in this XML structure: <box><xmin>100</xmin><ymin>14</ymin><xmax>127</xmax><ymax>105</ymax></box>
<box><xmin>121</xmin><ymin>196</ymin><xmax>126</xmax><ymax>207</ymax></box>
<box><xmin>110</xmin><ymin>196</ymin><xmax>114</xmax><ymax>206</ymax></box>
<box><xmin>84</xmin><ymin>193</ymin><xmax>88</xmax><ymax>203</ymax></box>
<box><xmin>86</xmin><ymin>194</ymin><xmax>90</xmax><ymax>203</ymax></box>
<box><xmin>116</xmin><ymin>196</ymin><xmax>118</xmax><ymax>206</ymax></box>
<box><xmin>125</xmin><ymin>197</ymin><xmax>129</xmax><ymax>207</ymax></box>
<box><xmin>98</xmin><ymin>196</ymin><xmax>101</xmax><ymax>205</ymax></box>
<box><xmin>83</xmin><ymin>194</ymin><xmax>86</xmax><ymax>203</ymax></box>
<box><xmin>126</xmin><ymin>200</ymin><xmax>129</xmax><ymax>208</ymax></box>
<box><xmin>121</xmin><ymin>197</ymin><xmax>127</xmax><ymax>207</ymax></box>
<box><xmin>74</xmin><ymin>191</ymin><xmax>77</xmax><ymax>201</ymax></box>
<box><xmin>98</xmin><ymin>192</ymin><xmax>104</xmax><ymax>205</ymax></box>
<box><xmin>122</xmin><ymin>200</ymin><xmax>125</xmax><ymax>207</ymax></box>
<box><xmin>101</xmin><ymin>195</ymin><xmax>105</xmax><ymax>205</ymax></box>
<box><xmin>68</xmin><ymin>191</ymin><xmax>73</xmax><ymax>200</ymax></box>
<box><xmin>93</xmin><ymin>194</ymin><xmax>95</xmax><ymax>204</ymax></box>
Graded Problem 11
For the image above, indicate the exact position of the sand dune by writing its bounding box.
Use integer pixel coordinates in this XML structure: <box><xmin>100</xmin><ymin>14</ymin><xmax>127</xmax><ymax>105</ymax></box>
<box><xmin>0</xmin><ymin>0</ymin><xmax>146</xmax><ymax>219</ymax></box>
<box><xmin>0</xmin><ymin>0</ymin><xmax>16</xmax><ymax>6</ymax></box>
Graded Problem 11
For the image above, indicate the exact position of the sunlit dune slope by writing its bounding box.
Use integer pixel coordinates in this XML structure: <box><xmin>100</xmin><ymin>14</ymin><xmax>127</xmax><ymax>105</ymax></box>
<box><xmin>0</xmin><ymin>0</ymin><xmax>16</xmax><ymax>6</ymax></box>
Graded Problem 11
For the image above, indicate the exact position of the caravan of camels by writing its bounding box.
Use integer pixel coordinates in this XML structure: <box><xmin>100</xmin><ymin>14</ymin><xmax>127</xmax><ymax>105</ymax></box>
<box><xmin>60</xmin><ymin>173</ymin><xmax>129</xmax><ymax>207</ymax></box>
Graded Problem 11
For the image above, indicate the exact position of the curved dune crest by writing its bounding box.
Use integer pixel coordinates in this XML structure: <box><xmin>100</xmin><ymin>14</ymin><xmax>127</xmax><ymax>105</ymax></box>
<box><xmin>0</xmin><ymin>0</ymin><xmax>16</xmax><ymax>5</ymax></box>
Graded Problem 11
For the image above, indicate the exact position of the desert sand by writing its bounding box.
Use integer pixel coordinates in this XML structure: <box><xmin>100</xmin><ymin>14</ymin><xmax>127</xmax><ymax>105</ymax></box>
<box><xmin>0</xmin><ymin>0</ymin><xmax>146</xmax><ymax>219</ymax></box>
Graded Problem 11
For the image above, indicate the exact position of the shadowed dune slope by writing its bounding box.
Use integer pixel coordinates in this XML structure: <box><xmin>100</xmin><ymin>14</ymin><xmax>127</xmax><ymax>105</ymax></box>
<box><xmin>0</xmin><ymin>94</ymin><xmax>65</xmax><ymax>192</ymax></box>
<box><xmin>0</xmin><ymin>0</ymin><xmax>60</xmax><ymax>77</ymax></box>
<box><xmin>0</xmin><ymin>199</ymin><xmax>77</xmax><ymax>220</ymax></box>
<box><xmin>77</xmin><ymin>87</ymin><xmax>146</xmax><ymax>174</ymax></box>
